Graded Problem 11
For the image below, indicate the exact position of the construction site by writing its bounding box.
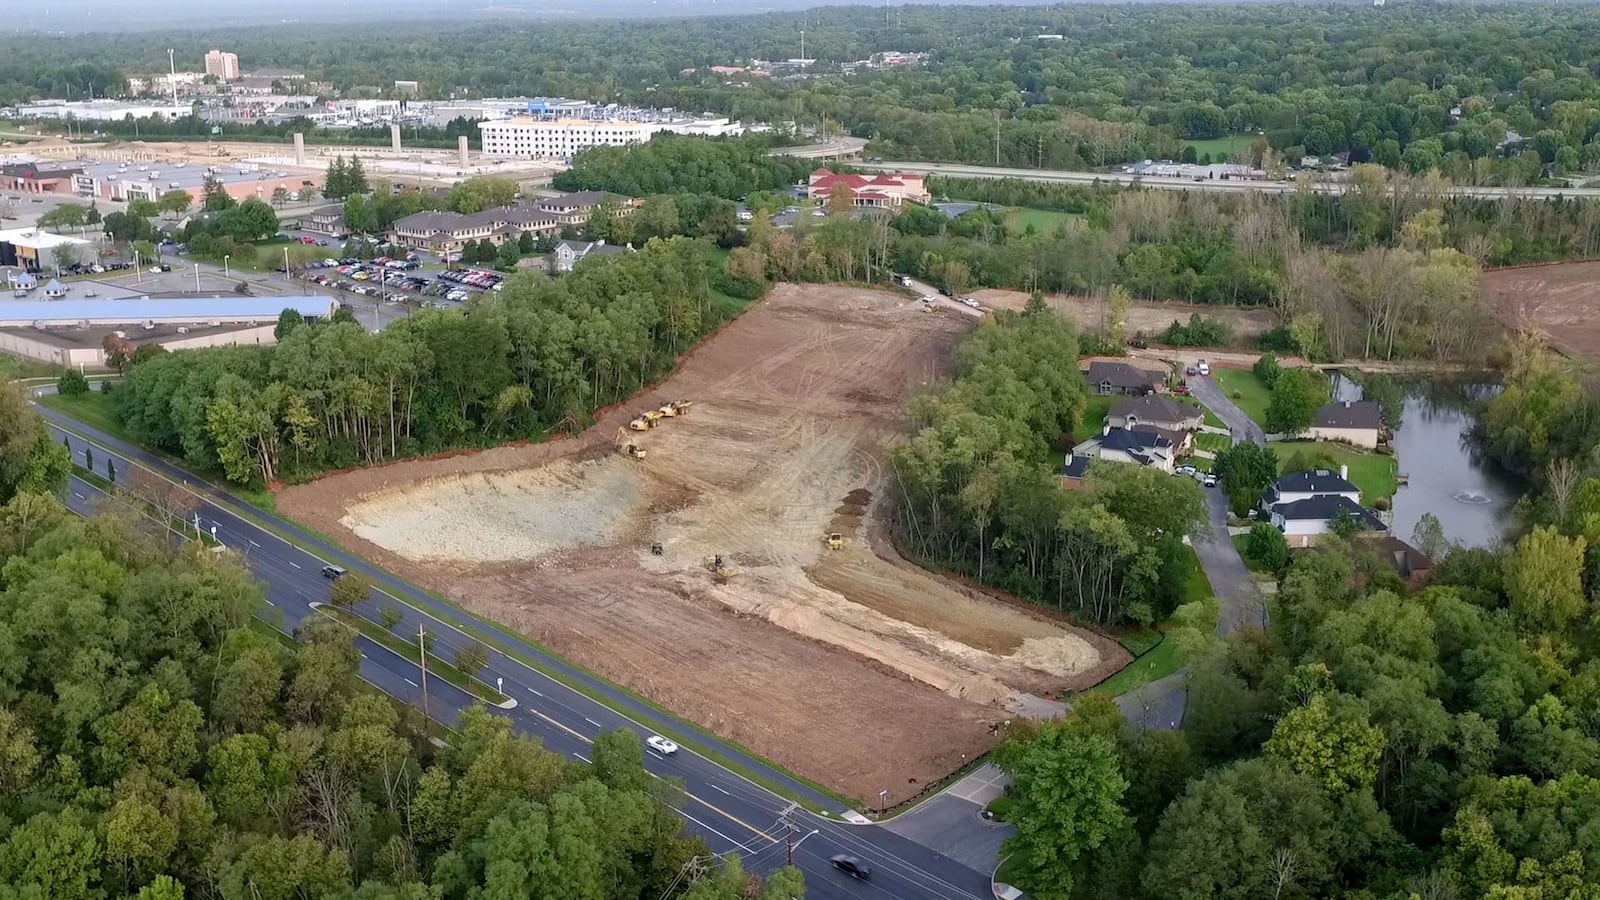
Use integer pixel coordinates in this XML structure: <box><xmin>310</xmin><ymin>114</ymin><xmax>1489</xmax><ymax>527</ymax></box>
<box><xmin>276</xmin><ymin>283</ymin><xmax>1129</xmax><ymax>801</ymax></box>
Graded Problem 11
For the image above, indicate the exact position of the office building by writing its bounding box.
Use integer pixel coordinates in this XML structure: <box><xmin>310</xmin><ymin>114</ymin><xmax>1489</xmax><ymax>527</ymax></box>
<box><xmin>205</xmin><ymin>50</ymin><xmax>241</xmax><ymax>81</ymax></box>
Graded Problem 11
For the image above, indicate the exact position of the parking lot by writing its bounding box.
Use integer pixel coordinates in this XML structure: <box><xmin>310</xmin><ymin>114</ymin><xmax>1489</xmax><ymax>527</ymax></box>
<box><xmin>297</xmin><ymin>255</ymin><xmax>507</xmax><ymax>310</ymax></box>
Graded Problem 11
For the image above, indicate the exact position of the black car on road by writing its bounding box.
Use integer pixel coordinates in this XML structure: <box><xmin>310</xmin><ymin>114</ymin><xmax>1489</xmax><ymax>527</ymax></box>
<box><xmin>830</xmin><ymin>855</ymin><xmax>871</xmax><ymax>880</ymax></box>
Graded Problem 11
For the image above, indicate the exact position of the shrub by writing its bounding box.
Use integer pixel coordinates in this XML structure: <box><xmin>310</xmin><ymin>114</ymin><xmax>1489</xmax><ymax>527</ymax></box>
<box><xmin>1253</xmin><ymin>352</ymin><xmax>1282</xmax><ymax>387</ymax></box>
<box><xmin>57</xmin><ymin>369</ymin><xmax>90</xmax><ymax>397</ymax></box>
<box><xmin>1161</xmin><ymin>312</ymin><xmax>1234</xmax><ymax>347</ymax></box>
<box><xmin>1245</xmin><ymin>521</ymin><xmax>1290</xmax><ymax>572</ymax></box>
<box><xmin>1372</xmin><ymin>497</ymin><xmax>1391</xmax><ymax>511</ymax></box>
<box><xmin>1258</xmin><ymin>325</ymin><xmax>1299</xmax><ymax>354</ymax></box>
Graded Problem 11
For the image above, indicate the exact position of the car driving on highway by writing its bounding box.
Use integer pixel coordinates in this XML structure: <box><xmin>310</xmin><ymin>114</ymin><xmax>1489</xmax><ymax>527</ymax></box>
<box><xmin>830</xmin><ymin>855</ymin><xmax>871</xmax><ymax>880</ymax></box>
<box><xmin>646</xmin><ymin>735</ymin><xmax>678</xmax><ymax>756</ymax></box>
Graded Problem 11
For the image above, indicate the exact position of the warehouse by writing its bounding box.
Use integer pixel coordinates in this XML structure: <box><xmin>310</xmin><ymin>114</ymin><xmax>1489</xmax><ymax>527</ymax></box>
<box><xmin>0</xmin><ymin>295</ymin><xmax>335</xmax><ymax>368</ymax></box>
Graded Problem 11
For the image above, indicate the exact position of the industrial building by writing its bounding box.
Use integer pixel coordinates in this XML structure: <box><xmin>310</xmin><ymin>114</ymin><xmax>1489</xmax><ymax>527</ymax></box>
<box><xmin>11</xmin><ymin>100</ymin><xmax>188</xmax><ymax>122</ymax></box>
<box><xmin>478</xmin><ymin>116</ymin><xmax>742</xmax><ymax>159</ymax></box>
<box><xmin>0</xmin><ymin>295</ymin><xmax>336</xmax><ymax>368</ymax></box>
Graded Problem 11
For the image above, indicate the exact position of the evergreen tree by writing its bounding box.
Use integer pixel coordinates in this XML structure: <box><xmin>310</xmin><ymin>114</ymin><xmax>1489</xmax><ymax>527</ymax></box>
<box><xmin>346</xmin><ymin>155</ymin><xmax>370</xmax><ymax>195</ymax></box>
<box><xmin>324</xmin><ymin>156</ymin><xmax>348</xmax><ymax>200</ymax></box>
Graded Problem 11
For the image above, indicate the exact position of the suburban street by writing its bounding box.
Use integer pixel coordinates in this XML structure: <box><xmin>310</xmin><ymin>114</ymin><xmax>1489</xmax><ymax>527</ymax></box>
<box><xmin>40</xmin><ymin>400</ymin><xmax>997</xmax><ymax>900</ymax></box>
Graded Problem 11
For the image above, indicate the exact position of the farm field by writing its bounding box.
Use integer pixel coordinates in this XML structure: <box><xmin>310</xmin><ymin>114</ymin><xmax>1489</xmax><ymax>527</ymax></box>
<box><xmin>276</xmin><ymin>283</ymin><xmax>1129</xmax><ymax>800</ymax></box>
<box><xmin>1483</xmin><ymin>261</ymin><xmax>1600</xmax><ymax>361</ymax></box>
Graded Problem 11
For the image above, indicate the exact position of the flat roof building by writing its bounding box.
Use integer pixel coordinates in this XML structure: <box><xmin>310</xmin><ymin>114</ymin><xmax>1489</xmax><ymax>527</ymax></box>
<box><xmin>205</xmin><ymin>50</ymin><xmax>241</xmax><ymax>81</ymax></box>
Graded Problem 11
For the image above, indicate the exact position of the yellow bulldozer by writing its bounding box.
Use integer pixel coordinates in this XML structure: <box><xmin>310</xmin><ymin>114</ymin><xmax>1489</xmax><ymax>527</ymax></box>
<box><xmin>827</xmin><ymin>533</ymin><xmax>844</xmax><ymax>550</ymax></box>
<box><xmin>615</xmin><ymin>428</ymin><xmax>647</xmax><ymax>461</ymax></box>
<box><xmin>702</xmin><ymin>554</ymin><xmax>737</xmax><ymax>582</ymax></box>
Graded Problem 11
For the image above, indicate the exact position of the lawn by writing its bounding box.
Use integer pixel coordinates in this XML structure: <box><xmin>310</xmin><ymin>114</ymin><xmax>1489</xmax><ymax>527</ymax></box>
<box><xmin>1182</xmin><ymin>135</ymin><xmax>1254</xmax><ymax>161</ymax></box>
<box><xmin>1087</xmin><ymin>543</ymin><xmax>1209</xmax><ymax>697</ymax></box>
<box><xmin>1007</xmin><ymin>207</ymin><xmax>1082</xmax><ymax>233</ymax></box>
<box><xmin>1077</xmin><ymin>394</ymin><xmax>1114</xmax><ymax>441</ymax></box>
<box><xmin>1275</xmin><ymin>440</ymin><xmax>1399</xmax><ymax>502</ymax></box>
<box><xmin>38</xmin><ymin>390</ymin><xmax>129</xmax><ymax>442</ymax></box>
<box><xmin>0</xmin><ymin>354</ymin><xmax>62</xmax><ymax>380</ymax></box>
<box><xmin>1212</xmin><ymin>368</ymin><xmax>1272</xmax><ymax>428</ymax></box>
<box><xmin>1193</xmin><ymin>431</ymin><xmax>1233</xmax><ymax>454</ymax></box>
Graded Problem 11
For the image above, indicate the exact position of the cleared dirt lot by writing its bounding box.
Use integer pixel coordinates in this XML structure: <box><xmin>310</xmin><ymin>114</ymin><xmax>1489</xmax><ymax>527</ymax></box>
<box><xmin>280</xmin><ymin>283</ymin><xmax>1126</xmax><ymax>800</ymax></box>
<box><xmin>971</xmin><ymin>288</ymin><xmax>1276</xmax><ymax>341</ymax></box>
<box><xmin>1484</xmin><ymin>262</ymin><xmax>1600</xmax><ymax>360</ymax></box>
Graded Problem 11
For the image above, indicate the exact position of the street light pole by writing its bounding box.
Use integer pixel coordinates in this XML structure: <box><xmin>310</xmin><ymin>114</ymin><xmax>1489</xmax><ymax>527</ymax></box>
<box><xmin>417</xmin><ymin>624</ymin><xmax>430</xmax><ymax>726</ymax></box>
<box><xmin>223</xmin><ymin>254</ymin><xmax>230</xmax><ymax>278</ymax></box>
<box><xmin>193</xmin><ymin>263</ymin><xmax>200</xmax><ymax>291</ymax></box>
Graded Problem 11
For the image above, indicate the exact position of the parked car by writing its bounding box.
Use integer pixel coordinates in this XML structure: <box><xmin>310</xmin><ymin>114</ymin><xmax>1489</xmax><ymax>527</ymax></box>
<box><xmin>1197</xmin><ymin>359</ymin><xmax>1211</xmax><ymax>376</ymax></box>
<box><xmin>1203</xmin><ymin>473</ymin><xmax>1218</xmax><ymax>488</ymax></box>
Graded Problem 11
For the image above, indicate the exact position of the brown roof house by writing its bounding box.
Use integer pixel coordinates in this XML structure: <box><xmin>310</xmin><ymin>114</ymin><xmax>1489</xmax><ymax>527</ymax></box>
<box><xmin>1085</xmin><ymin>360</ymin><xmax>1164</xmax><ymax>396</ymax></box>
<box><xmin>1106</xmin><ymin>395</ymin><xmax>1204</xmax><ymax>452</ymax></box>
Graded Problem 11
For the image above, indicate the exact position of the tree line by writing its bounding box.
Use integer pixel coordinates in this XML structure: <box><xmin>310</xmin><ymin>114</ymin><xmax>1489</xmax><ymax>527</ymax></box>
<box><xmin>887</xmin><ymin>300</ymin><xmax>1208</xmax><ymax>628</ymax></box>
<box><xmin>113</xmin><ymin>237</ymin><xmax>730</xmax><ymax>486</ymax></box>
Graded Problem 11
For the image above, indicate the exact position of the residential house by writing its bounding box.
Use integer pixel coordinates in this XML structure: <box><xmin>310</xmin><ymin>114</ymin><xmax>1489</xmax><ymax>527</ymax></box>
<box><xmin>1063</xmin><ymin>427</ymin><xmax>1176</xmax><ymax>478</ymax></box>
<box><xmin>1306</xmin><ymin>400</ymin><xmax>1383</xmax><ymax>449</ymax></box>
<box><xmin>1364</xmin><ymin>535</ymin><xmax>1434</xmax><ymax>587</ymax></box>
<box><xmin>305</xmin><ymin>205</ymin><xmax>347</xmax><ymax>235</ymax></box>
<box><xmin>1269</xmin><ymin>496</ymin><xmax>1387</xmax><ymax>545</ymax></box>
<box><xmin>1106</xmin><ymin>395</ymin><xmax>1205</xmax><ymax>454</ymax></box>
<box><xmin>1085</xmin><ymin>360</ymin><xmax>1164</xmax><ymax>396</ymax></box>
<box><xmin>1261</xmin><ymin>468</ymin><xmax>1386</xmax><ymax>547</ymax></box>
<box><xmin>551</xmin><ymin>239</ymin><xmax>632</xmax><ymax>273</ymax></box>
<box><xmin>536</xmin><ymin>191</ymin><xmax>636</xmax><ymax>228</ymax></box>
<box><xmin>806</xmin><ymin>169</ymin><xmax>931</xmax><ymax>208</ymax></box>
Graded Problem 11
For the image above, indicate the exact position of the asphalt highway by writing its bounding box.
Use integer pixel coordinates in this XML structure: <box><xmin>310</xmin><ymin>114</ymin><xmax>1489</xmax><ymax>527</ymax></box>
<box><xmin>42</xmin><ymin>403</ymin><xmax>994</xmax><ymax>900</ymax></box>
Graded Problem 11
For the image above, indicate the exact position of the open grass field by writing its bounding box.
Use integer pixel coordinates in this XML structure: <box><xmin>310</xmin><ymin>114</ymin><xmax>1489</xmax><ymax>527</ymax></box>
<box><xmin>1007</xmin><ymin>207</ymin><xmax>1082</xmax><ymax>233</ymax></box>
<box><xmin>1212</xmin><ymin>368</ymin><xmax>1273</xmax><ymax>427</ymax></box>
<box><xmin>1182</xmin><ymin>135</ymin><xmax>1252</xmax><ymax>161</ymax></box>
<box><xmin>0</xmin><ymin>354</ymin><xmax>63</xmax><ymax>380</ymax></box>
<box><xmin>276</xmin><ymin>283</ymin><xmax>1131</xmax><ymax>800</ymax></box>
<box><xmin>1275</xmin><ymin>440</ymin><xmax>1399</xmax><ymax>502</ymax></box>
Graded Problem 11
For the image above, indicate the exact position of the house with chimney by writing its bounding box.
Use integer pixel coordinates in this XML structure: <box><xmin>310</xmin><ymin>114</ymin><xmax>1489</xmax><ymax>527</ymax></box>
<box><xmin>1261</xmin><ymin>468</ymin><xmax>1387</xmax><ymax>547</ymax></box>
<box><xmin>806</xmin><ymin>169</ymin><xmax>931</xmax><ymax>208</ymax></box>
<box><xmin>1306</xmin><ymin>399</ymin><xmax>1383</xmax><ymax>449</ymax></box>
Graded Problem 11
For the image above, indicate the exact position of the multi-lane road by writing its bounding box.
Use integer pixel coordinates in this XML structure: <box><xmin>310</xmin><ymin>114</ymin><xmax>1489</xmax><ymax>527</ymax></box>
<box><xmin>38</xmin><ymin>398</ymin><xmax>995</xmax><ymax>900</ymax></box>
<box><xmin>854</xmin><ymin>159</ymin><xmax>1600</xmax><ymax>199</ymax></box>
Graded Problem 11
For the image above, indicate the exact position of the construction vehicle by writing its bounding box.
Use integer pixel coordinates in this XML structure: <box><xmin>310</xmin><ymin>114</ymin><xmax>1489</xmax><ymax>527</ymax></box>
<box><xmin>627</xmin><ymin>416</ymin><xmax>652</xmax><ymax>432</ymax></box>
<box><xmin>657</xmin><ymin>403</ymin><xmax>679</xmax><ymax>418</ymax></box>
<box><xmin>641</xmin><ymin>409</ymin><xmax>666</xmax><ymax>424</ymax></box>
<box><xmin>668</xmin><ymin>400</ymin><xmax>693</xmax><ymax>415</ymax></box>
<box><xmin>827</xmin><ymin>533</ymin><xmax>844</xmax><ymax>550</ymax></box>
<box><xmin>702</xmin><ymin>554</ymin><xmax>737</xmax><ymax>582</ymax></box>
<box><xmin>615</xmin><ymin>428</ymin><xmax>647</xmax><ymax>461</ymax></box>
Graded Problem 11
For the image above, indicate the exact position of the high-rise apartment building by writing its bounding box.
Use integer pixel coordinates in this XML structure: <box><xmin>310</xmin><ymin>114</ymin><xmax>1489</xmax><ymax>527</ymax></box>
<box><xmin>204</xmin><ymin>50</ymin><xmax>240</xmax><ymax>81</ymax></box>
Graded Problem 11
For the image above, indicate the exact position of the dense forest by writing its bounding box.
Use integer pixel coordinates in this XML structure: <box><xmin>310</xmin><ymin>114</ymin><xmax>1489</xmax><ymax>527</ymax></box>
<box><xmin>113</xmin><ymin>237</ymin><xmax>734</xmax><ymax>486</ymax></box>
<box><xmin>887</xmin><ymin>300</ymin><xmax>1208</xmax><ymax>628</ymax></box>
<box><xmin>9</xmin><ymin>5</ymin><xmax>1600</xmax><ymax>180</ymax></box>
<box><xmin>0</xmin><ymin>382</ymin><xmax>803</xmax><ymax>899</ymax></box>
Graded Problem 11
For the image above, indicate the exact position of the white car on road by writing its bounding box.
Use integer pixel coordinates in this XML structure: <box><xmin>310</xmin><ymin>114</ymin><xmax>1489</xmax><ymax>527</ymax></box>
<box><xmin>1196</xmin><ymin>359</ymin><xmax>1211</xmax><ymax>375</ymax></box>
<box><xmin>646</xmin><ymin>735</ymin><xmax>678</xmax><ymax>756</ymax></box>
<box><xmin>962</xmin><ymin>298</ymin><xmax>981</xmax><ymax>309</ymax></box>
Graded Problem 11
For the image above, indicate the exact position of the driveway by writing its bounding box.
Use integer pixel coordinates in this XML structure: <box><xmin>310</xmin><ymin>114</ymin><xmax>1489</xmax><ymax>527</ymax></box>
<box><xmin>1188</xmin><ymin>374</ymin><xmax>1265</xmax><ymax>447</ymax></box>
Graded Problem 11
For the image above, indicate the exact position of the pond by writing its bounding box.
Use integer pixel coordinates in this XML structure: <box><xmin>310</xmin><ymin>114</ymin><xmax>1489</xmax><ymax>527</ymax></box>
<box><xmin>1333</xmin><ymin>375</ymin><xmax>1518</xmax><ymax>549</ymax></box>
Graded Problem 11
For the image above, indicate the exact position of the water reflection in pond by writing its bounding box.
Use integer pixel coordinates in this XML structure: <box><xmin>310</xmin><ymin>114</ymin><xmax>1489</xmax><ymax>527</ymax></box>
<box><xmin>1332</xmin><ymin>375</ymin><xmax>1517</xmax><ymax>549</ymax></box>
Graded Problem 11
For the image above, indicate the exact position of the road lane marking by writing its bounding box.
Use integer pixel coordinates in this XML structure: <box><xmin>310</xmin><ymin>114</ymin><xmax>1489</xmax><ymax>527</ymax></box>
<box><xmin>404</xmin><ymin>678</ymin><xmax>418</xmax><ymax>687</ymax></box>
<box><xmin>584</xmin><ymin>717</ymin><xmax>600</xmax><ymax>728</ymax></box>
<box><xmin>249</xmin><ymin>539</ymin><xmax>260</xmax><ymax>548</ymax></box>
<box><xmin>711</xmin><ymin>784</ymin><xmax>731</xmax><ymax>796</ymax></box>
<box><xmin>264</xmin><ymin>599</ymin><xmax>274</xmax><ymax>606</ymax></box>
<box><xmin>288</xmin><ymin>561</ymin><xmax>301</xmax><ymax>569</ymax></box>
<box><xmin>573</xmin><ymin>753</ymin><xmax>589</xmax><ymax>763</ymax></box>
<box><xmin>529</xmin><ymin>688</ymin><xmax>543</xmax><ymax>697</ymax></box>
<box><xmin>73</xmin><ymin>492</ymin><xmax>85</xmax><ymax>500</ymax></box>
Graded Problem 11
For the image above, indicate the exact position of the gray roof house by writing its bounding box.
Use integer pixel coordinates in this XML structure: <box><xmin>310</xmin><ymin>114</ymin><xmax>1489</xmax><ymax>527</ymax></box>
<box><xmin>1261</xmin><ymin>467</ymin><xmax>1386</xmax><ymax>546</ymax></box>
<box><xmin>1064</xmin><ymin>427</ymin><xmax>1176</xmax><ymax>477</ymax></box>
<box><xmin>551</xmin><ymin>239</ymin><xmax>632</xmax><ymax>273</ymax></box>
<box><xmin>1085</xmin><ymin>360</ymin><xmax>1165</xmax><ymax>396</ymax></box>
<box><xmin>1108</xmin><ymin>395</ymin><xmax>1204</xmax><ymax>433</ymax></box>
<box><xmin>1307</xmin><ymin>400</ymin><xmax>1384</xmax><ymax>449</ymax></box>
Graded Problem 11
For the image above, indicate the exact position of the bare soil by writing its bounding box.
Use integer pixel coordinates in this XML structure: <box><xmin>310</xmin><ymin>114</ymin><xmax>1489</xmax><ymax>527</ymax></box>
<box><xmin>971</xmin><ymin>288</ymin><xmax>1277</xmax><ymax>341</ymax></box>
<box><xmin>1483</xmin><ymin>262</ymin><xmax>1600</xmax><ymax>360</ymax></box>
<box><xmin>279</xmin><ymin>283</ymin><xmax>1124</xmax><ymax>801</ymax></box>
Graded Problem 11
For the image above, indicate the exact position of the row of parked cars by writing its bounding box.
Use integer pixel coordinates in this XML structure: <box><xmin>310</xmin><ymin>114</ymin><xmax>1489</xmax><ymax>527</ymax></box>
<box><xmin>437</xmin><ymin>268</ymin><xmax>504</xmax><ymax>291</ymax></box>
<box><xmin>301</xmin><ymin>257</ymin><xmax>484</xmax><ymax>304</ymax></box>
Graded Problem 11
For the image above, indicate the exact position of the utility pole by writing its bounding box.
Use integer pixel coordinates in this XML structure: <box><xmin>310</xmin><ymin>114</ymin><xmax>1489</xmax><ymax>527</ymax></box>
<box><xmin>781</xmin><ymin>803</ymin><xmax>799</xmax><ymax>865</ymax></box>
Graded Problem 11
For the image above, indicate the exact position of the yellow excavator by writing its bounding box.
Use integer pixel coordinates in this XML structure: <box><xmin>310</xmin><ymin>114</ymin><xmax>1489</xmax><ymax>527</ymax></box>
<box><xmin>703</xmin><ymin>554</ymin><xmax>737</xmax><ymax>582</ymax></box>
<box><xmin>615</xmin><ymin>428</ymin><xmax>647</xmax><ymax>461</ymax></box>
<box><xmin>827</xmin><ymin>533</ymin><xmax>844</xmax><ymax>550</ymax></box>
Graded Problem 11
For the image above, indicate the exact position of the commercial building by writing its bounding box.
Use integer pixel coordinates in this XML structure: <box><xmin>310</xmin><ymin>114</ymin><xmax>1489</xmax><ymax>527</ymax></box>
<box><xmin>807</xmin><ymin>169</ymin><xmax>931</xmax><ymax>208</ymax></box>
<box><xmin>535</xmin><ymin>191</ymin><xmax>635</xmax><ymax>227</ymax></box>
<box><xmin>0</xmin><ymin>228</ymin><xmax>92</xmax><ymax>272</ymax></box>
<box><xmin>391</xmin><ymin>203</ymin><xmax>559</xmax><ymax>255</ymax></box>
<box><xmin>0</xmin><ymin>295</ymin><xmax>335</xmax><ymax>368</ymax></box>
<box><xmin>65</xmin><ymin>159</ymin><xmax>322</xmax><ymax>205</ymax></box>
<box><xmin>0</xmin><ymin>161</ymin><xmax>84</xmax><ymax>195</ymax></box>
<box><xmin>205</xmin><ymin>50</ymin><xmax>241</xmax><ymax>81</ymax></box>
<box><xmin>477</xmin><ymin>115</ymin><xmax>743</xmax><ymax>159</ymax></box>
<box><xmin>12</xmin><ymin>100</ymin><xmax>188</xmax><ymax>122</ymax></box>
